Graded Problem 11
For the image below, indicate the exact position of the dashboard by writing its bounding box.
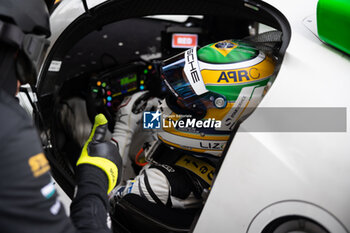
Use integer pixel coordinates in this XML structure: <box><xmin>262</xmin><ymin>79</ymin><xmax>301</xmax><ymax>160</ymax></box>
<box><xmin>88</xmin><ymin>61</ymin><xmax>162</xmax><ymax>119</ymax></box>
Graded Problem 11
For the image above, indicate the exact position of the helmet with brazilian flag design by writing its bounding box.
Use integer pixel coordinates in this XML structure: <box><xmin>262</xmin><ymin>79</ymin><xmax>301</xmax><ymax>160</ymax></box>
<box><xmin>158</xmin><ymin>39</ymin><xmax>276</xmax><ymax>157</ymax></box>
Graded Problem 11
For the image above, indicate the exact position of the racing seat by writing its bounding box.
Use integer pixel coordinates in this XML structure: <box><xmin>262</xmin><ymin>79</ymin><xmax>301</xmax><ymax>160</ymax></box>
<box><xmin>111</xmin><ymin>194</ymin><xmax>201</xmax><ymax>233</ymax></box>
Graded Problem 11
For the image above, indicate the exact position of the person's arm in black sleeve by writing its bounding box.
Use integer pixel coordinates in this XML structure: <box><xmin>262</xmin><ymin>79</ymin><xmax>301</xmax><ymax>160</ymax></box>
<box><xmin>0</xmin><ymin>92</ymin><xmax>122</xmax><ymax>233</ymax></box>
<box><xmin>0</xmin><ymin>92</ymin><xmax>75</xmax><ymax>233</ymax></box>
<box><xmin>70</xmin><ymin>113</ymin><xmax>123</xmax><ymax>233</ymax></box>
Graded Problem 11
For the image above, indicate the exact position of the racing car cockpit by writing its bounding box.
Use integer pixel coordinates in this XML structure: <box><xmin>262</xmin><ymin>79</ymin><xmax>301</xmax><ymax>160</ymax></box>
<box><xmin>24</xmin><ymin>0</ymin><xmax>291</xmax><ymax>232</ymax></box>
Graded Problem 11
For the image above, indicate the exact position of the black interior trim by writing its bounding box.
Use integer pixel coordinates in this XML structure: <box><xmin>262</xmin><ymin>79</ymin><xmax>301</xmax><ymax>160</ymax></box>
<box><xmin>38</xmin><ymin>0</ymin><xmax>291</xmax><ymax>97</ymax></box>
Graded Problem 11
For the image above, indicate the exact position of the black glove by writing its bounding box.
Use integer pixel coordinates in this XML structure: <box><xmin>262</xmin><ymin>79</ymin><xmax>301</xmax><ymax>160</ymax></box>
<box><xmin>76</xmin><ymin>114</ymin><xmax>122</xmax><ymax>194</ymax></box>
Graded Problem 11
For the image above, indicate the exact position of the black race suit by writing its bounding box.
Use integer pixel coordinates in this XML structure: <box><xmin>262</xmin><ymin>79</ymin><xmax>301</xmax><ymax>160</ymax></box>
<box><xmin>0</xmin><ymin>90</ymin><xmax>111</xmax><ymax>233</ymax></box>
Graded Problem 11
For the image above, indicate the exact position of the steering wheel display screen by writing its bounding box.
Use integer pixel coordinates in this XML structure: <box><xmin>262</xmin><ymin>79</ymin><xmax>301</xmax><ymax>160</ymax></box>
<box><xmin>90</xmin><ymin>61</ymin><xmax>154</xmax><ymax>112</ymax></box>
<box><xmin>111</xmin><ymin>73</ymin><xmax>138</xmax><ymax>97</ymax></box>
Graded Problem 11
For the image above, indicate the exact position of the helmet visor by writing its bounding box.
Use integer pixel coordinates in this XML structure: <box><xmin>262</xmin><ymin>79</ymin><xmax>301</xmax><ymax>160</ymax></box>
<box><xmin>161</xmin><ymin>49</ymin><xmax>227</xmax><ymax>119</ymax></box>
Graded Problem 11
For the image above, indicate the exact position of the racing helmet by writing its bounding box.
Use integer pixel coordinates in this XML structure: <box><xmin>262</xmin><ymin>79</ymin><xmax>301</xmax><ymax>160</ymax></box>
<box><xmin>158</xmin><ymin>40</ymin><xmax>276</xmax><ymax>156</ymax></box>
<box><xmin>0</xmin><ymin>0</ymin><xmax>50</xmax><ymax>86</ymax></box>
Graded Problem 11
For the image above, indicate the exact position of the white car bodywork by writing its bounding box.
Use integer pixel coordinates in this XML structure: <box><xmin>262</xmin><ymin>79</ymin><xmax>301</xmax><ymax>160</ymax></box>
<box><xmin>38</xmin><ymin>0</ymin><xmax>350</xmax><ymax>232</ymax></box>
<box><xmin>194</xmin><ymin>0</ymin><xmax>350</xmax><ymax>232</ymax></box>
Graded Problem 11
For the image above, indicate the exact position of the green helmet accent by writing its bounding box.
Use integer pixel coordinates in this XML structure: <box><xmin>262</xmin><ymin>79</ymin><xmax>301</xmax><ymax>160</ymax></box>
<box><xmin>197</xmin><ymin>40</ymin><xmax>258</xmax><ymax>64</ymax></box>
<box><xmin>159</xmin><ymin>40</ymin><xmax>276</xmax><ymax>157</ymax></box>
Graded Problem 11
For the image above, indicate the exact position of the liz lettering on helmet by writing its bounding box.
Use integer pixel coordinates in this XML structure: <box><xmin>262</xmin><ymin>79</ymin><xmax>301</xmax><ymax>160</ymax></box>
<box><xmin>199</xmin><ymin>142</ymin><xmax>224</xmax><ymax>150</ymax></box>
<box><xmin>217</xmin><ymin>68</ymin><xmax>261</xmax><ymax>83</ymax></box>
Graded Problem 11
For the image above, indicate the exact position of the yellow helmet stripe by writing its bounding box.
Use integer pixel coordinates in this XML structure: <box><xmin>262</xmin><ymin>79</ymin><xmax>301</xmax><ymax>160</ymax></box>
<box><xmin>201</xmin><ymin>56</ymin><xmax>275</xmax><ymax>85</ymax></box>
